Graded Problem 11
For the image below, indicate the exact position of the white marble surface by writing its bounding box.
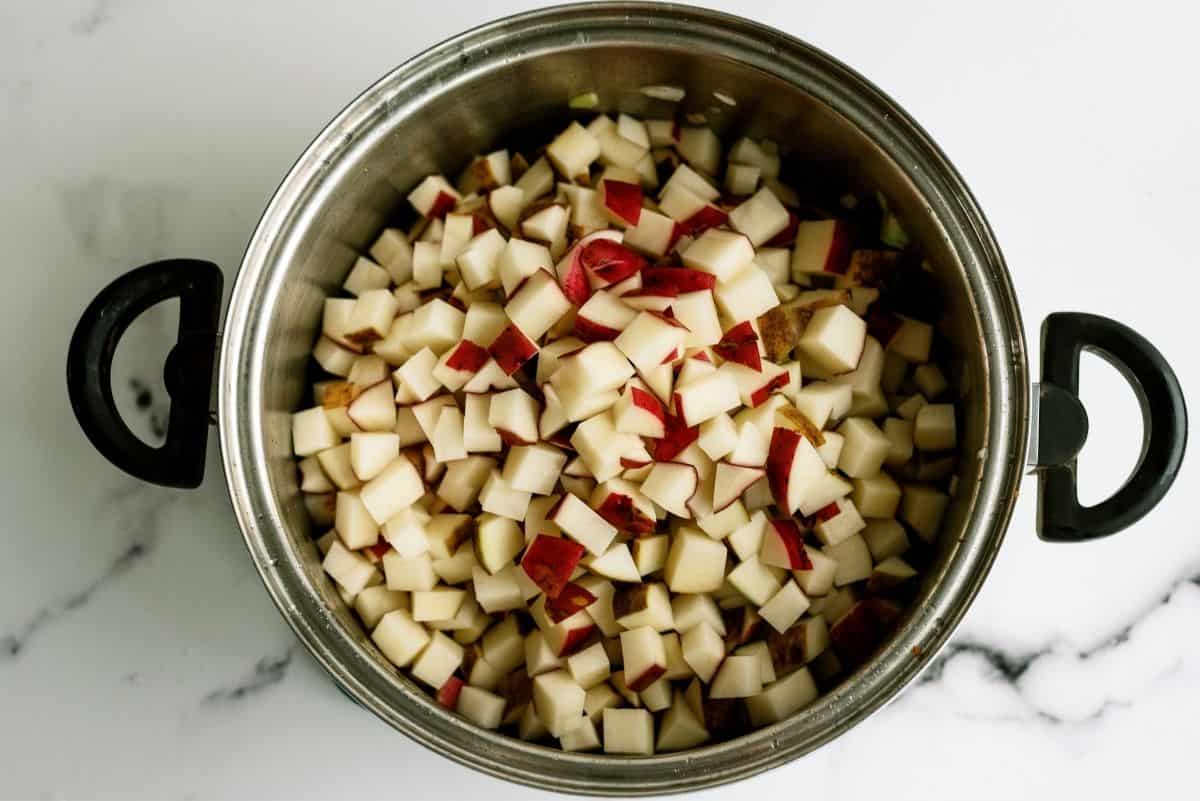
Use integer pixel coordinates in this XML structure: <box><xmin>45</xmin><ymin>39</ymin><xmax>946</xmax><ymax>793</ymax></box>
<box><xmin>3</xmin><ymin>1</ymin><xmax>1197</xmax><ymax>798</ymax></box>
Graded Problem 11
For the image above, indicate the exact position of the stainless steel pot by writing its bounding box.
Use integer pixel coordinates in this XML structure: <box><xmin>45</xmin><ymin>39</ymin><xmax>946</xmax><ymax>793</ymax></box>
<box><xmin>66</xmin><ymin>3</ymin><xmax>1187</xmax><ymax>795</ymax></box>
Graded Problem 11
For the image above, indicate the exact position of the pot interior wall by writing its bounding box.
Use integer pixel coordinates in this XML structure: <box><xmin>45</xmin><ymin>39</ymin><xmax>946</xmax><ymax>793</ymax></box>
<box><xmin>242</xmin><ymin>20</ymin><xmax>997</xmax><ymax>786</ymax></box>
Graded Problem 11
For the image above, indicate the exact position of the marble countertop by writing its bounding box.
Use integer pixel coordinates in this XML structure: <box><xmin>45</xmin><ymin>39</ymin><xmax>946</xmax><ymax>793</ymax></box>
<box><xmin>3</xmin><ymin>1</ymin><xmax>1197</xmax><ymax>798</ymax></box>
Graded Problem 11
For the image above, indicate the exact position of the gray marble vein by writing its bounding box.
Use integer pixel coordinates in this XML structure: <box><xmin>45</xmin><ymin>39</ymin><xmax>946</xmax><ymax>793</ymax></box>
<box><xmin>69</xmin><ymin>0</ymin><xmax>116</xmax><ymax>36</ymax></box>
<box><xmin>0</xmin><ymin>485</ymin><xmax>174</xmax><ymax>660</ymax></box>
<box><xmin>917</xmin><ymin>573</ymin><xmax>1200</xmax><ymax>723</ymax></box>
<box><xmin>202</xmin><ymin>645</ymin><xmax>298</xmax><ymax>704</ymax></box>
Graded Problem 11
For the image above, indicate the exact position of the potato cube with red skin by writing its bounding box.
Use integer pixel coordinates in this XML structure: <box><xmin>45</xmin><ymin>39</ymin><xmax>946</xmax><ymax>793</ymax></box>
<box><xmin>812</xmin><ymin>497</ymin><xmax>867</xmax><ymax>547</ymax></box>
<box><xmin>521</xmin><ymin>534</ymin><xmax>586</xmax><ymax>598</ymax></box>
<box><xmin>614</xmin><ymin>312</ymin><xmax>687</xmax><ymax>375</ymax></box>
<box><xmin>620</xmin><ymin>627</ymin><xmax>667</xmax><ymax>692</ymax></box>
<box><xmin>545</xmin><ymin>582</ymin><xmax>597</xmax><ymax>624</ymax></box>
<box><xmin>791</xmin><ymin>219</ymin><xmax>850</xmax><ymax>277</ymax></box>
<box><xmin>409</xmin><ymin>175</ymin><xmax>460</xmax><ymax>220</ymax></box>
<box><xmin>759</xmin><ymin>518</ymin><xmax>813</xmax><ymax>571</ymax></box>
<box><xmin>411</xmin><ymin>631</ymin><xmax>465</xmax><ymax>689</ymax></box>
<box><xmin>766</xmin><ymin>426</ymin><xmax>827</xmax><ymax>515</ymax></box>
<box><xmin>674</xmin><ymin>370</ymin><xmax>741</xmax><ymax>427</ymax></box>
<box><xmin>505</xmin><ymin>270</ymin><xmax>572</xmax><ymax>341</ymax></box>
<box><xmin>613</xmin><ymin>582</ymin><xmax>674</xmax><ymax>632</ymax></box>
<box><xmin>613</xmin><ymin>383</ymin><xmax>666</xmax><ymax>438</ymax></box>
<box><xmin>681</xmin><ymin>229</ymin><xmax>754</xmax><ymax>282</ymax></box>
<box><xmin>551</xmin><ymin>493</ymin><xmax>618</xmax><ymax>557</ymax></box>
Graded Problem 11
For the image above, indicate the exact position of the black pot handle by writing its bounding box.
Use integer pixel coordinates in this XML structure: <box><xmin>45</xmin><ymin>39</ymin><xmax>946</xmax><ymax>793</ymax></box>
<box><xmin>1034</xmin><ymin>312</ymin><xmax>1187</xmax><ymax>542</ymax></box>
<box><xmin>66</xmin><ymin>260</ymin><xmax>223</xmax><ymax>489</ymax></box>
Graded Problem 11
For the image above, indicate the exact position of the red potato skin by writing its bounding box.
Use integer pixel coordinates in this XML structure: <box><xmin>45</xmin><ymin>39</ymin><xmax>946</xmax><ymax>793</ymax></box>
<box><xmin>830</xmin><ymin>601</ymin><xmax>890</xmax><ymax>669</ymax></box>
<box><xmin>496</xmin><ymin>668</ymin><xmax>533</xmax><ymax>712</ymax></box>
<box><xmin>678</xmin><ymin>205</ymin><xmax>728</xmax><ymax>237</ymax></box>
<box><xmin>651</xmin><ymin>413</ymin><xmax>699</xmax><ymax>462</ymax></box>
<box><xmin>766</xmin><ymin>427</ymin><xmax>800</xmax><ymax>511</ymax></box>
<box><xmin>445</xmin><ymin>340</ymin><xmax>490</xmax><ymax>372</ymax></box>
<box><xmin>560</xmin><ymin>253</ymin><xmax>592</xmax><ymax>306</ymax></box>
<box><xmin>602</xmin><ymin>180</ymin><xmax>644</xmax><ymax>227</ymax></box>
<box><xmin>437</xmin><ymin>676</ymin><xmax>465</xmax><ymax>709</ymax></box>
<box><xmin>626</xmin><ymin>663</ymin><xmax>667</xmax><ymax>693</ymax></box>
<box><xmin>472</xmin><ymin>214</ymin><xmax>493</xmax><ymax>235</ymax></box>
<box><xmin>557</xmin><ymin>624</ymin><xmax>597</xmax><ymax>657</ymax></box>
<box><xmin>630</xmin><ymin>387</ymin><xmax>666</xmax><ymax>423</ymax></box>
<box><xmin>721</xmin><ymin>606</ymin><xmax>763</xmax><ymax>649</ymax></box>
<box><xmin>766</xmin><ymin>519</ymin><xmax>813</xmax><ymax>570</ymax></box>
<box><xmin>596</xmin><ymin>493</ymin><xmax>656</xmax><ymax>535</ymax></box>
<box><xmin>580</xmin><ymin>239</ymin><xmax>647</xmax><ymax>285</ymax></box>
<box><xmin>545</xmin><ymin>582</ymin><xmax>597</xmax><ymax>623</ymax></box>
<box><xmin>714</xmin><ymin>321</ymin><xmax>762</xmax><ymax>372</ymax></box>
<box><xmin>366</xmin><ymin>541</ymin><xmax>393</xmax><ymax>560</ymax></box>
<box><xmin>489</xmin><ymin>324</ymin><xmax>538</xmax><ymax>375</ymax></box>
<box><xmin>496</xmin><ymin>428</ymin><xmax>536</xmax><ymax>447</ymax></box>
<box><xmin>815</xmin><ymin>502</ymin><xmax>840</xmax><ymax>522</ymax></box>
<box><xmin>574</xmin><ymin>316</ymin><xmax>623</xmax><ymax>343</ymax></box>
<box><xmin>429</xmin><ymin>191</ymin><xmax>457</xmax><ymax>220</ymax></box>
<box><xmin>764</xmin><ymin>212</ymin><xmax>799</xmax><ymax>247</ymax></box>
<box><xmin>641</xmin><ymin>267</ymin><xmax>717</xmax><ymax>293</ymax></box>
<box><xmin>749</xmin><ymin>371</ymin><xmax>790</xmax><ymax>407</ymax></box>
<box><xmin>824</xmin><ymin>220</ymin><xmax>852</xmax><ymax>274</ymax></box>
<box><xmin>521</xmin><ymin>534</ymin><xmax>586</xmax><ymax>598</ymax></box>
<box><xmin>866</xmin><ymin>308</ymin><xmax>903</xmax><ymax>345</ymax></box>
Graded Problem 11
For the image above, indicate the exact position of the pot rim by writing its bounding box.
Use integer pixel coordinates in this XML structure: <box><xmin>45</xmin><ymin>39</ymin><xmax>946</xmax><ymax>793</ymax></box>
<box><xmin>218</xmin><ymin>2</ymin><xmax>1028</xmax><ymax>794</ymax></box>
